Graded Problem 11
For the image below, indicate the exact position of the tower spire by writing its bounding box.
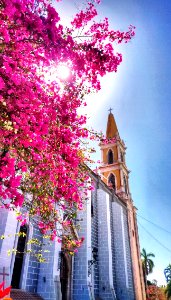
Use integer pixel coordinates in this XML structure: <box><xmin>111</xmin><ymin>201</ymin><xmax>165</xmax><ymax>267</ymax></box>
<box><xmin>106</xmin><ymin>109</ymin><xmax>118</xmax><ymax>138</ymax></box>
<box><xmin>99</xmin><ymin>110</ymin><xmax>127</xmax><ymax>196</ymax></box>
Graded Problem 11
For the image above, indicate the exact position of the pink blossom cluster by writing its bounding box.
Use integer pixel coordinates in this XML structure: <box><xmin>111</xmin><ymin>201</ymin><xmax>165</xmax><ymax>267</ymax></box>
<box><xmin>62</xmin><ymin>236</ymin><xmax>85</xmax><ymax>254</ymax></box>
<box><xmin>71</xmin><ymin>2</ymin><xmax>98</xmax><ymax>29</ymax></box>
<box><xmin>0</xmin><ymin>0</ymin><xmax>134</xmax><ymax>249</ymax></box>
<box><xmin>100</xmin><ymin>137</ymin><xmax>117</xmax><ymax>145</ymax></box>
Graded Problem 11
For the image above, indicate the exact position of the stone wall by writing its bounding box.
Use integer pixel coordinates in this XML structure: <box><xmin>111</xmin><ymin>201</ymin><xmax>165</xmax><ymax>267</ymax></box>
<box><xmin>25</xmin><ymin>224</ymin><xmax>43</xmax><ymax>294</ymax></box>
<box><xmin>37</xmin><ymin>240</ymin><xmax>57</xmax><ymax>300</ymax></box>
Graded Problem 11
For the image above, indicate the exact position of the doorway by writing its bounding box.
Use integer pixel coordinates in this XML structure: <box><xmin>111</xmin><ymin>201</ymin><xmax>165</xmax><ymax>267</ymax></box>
<box><xmin>11</xmin><ymin>225</ymin><xmax>28</xmax><ymax>288</ymax></box>
<box><xmin>60</xmin><ymin>252</ymin><xmax>72</xmax><ymax>300</ymax></box>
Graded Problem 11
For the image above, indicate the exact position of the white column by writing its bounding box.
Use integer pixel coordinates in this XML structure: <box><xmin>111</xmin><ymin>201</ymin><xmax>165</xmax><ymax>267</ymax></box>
<box><xmin>106</xmin><ymin>193</ymin><xmax>114</xmax><ymax>287</ymax></box>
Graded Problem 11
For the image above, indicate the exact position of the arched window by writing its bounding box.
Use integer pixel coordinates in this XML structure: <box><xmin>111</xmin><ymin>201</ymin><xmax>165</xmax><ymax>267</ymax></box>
<box><xmin>108</xmin><ymin>149</ymin><xmax>114</xmax><ymax>164</ymax></box>
<box><xmin>108</xmin><ymin>173</ymin><xmax>116</xmax><ymax>191</ymax></box>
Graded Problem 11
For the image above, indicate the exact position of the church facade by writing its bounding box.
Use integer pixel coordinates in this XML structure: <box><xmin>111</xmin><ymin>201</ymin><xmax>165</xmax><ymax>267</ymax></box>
<box><xmin>0</xmin><ymin>112</ymin><xmax>145</xmax><ymax>300</ymax></box>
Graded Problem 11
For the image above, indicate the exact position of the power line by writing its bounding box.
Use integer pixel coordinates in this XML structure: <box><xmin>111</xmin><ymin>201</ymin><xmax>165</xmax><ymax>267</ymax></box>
<box><xmin>138</xmin><ymin>221</ymin><xmax>171</xmax><ymax>254</ymax></box>
<box><xmin>137</xmin><ymin>213</ymin><xmax>171</xmax><ymax>235</ymax></box>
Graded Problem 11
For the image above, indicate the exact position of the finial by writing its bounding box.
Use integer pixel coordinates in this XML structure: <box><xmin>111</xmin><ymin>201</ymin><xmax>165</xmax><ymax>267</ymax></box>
<box><xmin>108</xmin><ymin>107</ymin><xmax>113</xmax><ymax>114</ymax></box>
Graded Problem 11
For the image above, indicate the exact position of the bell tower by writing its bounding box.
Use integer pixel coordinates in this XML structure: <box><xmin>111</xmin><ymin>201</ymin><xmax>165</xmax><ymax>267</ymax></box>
<box><xmin>99</xmin><ymin>110</ymin><xmax>130</xmax><ymax>200</ymax></box>
<box><xmin>99</xmin><ymin>109</ymin><xmax>146</xmax><ymax>300</ymax></box>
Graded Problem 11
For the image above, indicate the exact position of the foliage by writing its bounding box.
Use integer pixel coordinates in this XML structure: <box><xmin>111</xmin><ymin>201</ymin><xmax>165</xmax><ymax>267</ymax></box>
<box><xmin>147</xmin><ymin>284</ymin><xmax>166</xmax><ymax>300</ymax></box>
<box><xmin>0</xmin><ymin>0</ymin><xmax>135</xmax><ymax>248</ymax></box>
<box><xmin>141</xmin><ymin>248</ymin><xmax>155</xmax><ymax>275</ymax></box>
<box><xmin>165</xmin><ymin>281</ymin><xmax>171</xmax><ymax>300</ymax></box>
<box><xmin>141</xmin><ymin>248</ymin><xmax>155</xmax><ymax>290</ymax></box>
<box><xmin>164</xmin><ymin>264</ymin><xmax>171</xmax><ymax>283</ymax></box>
<box><xmin>147</xmin><ymin>280</ymin><xmax>153</xmax><ymax>286</ymax></box>
<box><xmin>164</xmin><ymin>264</ymin><xmax>171</xmax><ymax>300</ymax></box>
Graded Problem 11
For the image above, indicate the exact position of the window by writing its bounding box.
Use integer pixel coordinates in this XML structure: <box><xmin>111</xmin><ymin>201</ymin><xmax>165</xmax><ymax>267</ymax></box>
<box><xmin>108</xmin><ymin>149</ymin><xmax>113</xmax><ymax>164</ymax></box>
<box><xmin>108</xmin><ymin>173</ymin><xmax>116</xmax><ymax>191</ymax></box>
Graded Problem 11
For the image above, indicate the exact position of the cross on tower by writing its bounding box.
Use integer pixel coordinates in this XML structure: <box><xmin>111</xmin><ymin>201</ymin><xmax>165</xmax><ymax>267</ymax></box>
<box><xmin>108</xmin><ymin>107</ymin><xmax>113</xmax><ymax>114</ymax></box>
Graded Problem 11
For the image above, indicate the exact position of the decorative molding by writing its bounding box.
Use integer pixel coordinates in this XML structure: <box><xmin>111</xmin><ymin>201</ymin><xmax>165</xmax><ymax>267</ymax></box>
<box><xmin>100</xmin><ymin>142</ymin><xmax>117</xmax><ymax>150</ymax></box>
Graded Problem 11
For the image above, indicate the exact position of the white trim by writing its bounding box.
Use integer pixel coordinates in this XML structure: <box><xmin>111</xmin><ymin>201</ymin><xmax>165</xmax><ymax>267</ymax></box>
<box><xmin>121</xmin><ymin>207</ymin><xmax>129</xmax><ymax>288</ymax></box>
<box><xmin>10</xmin><ymin>217</ymin><xmax>20</xmax><ymax>283</ymax></box>
<box><xmin>106</xmin><ymin>193</ymin><xmax>113</xmax><ymax>287</ymax></box>
<box><xmin>99</xmin><ymin>165</ymin><xmax>120</xmax><ymax>173</ymax></box>
<box><xmin>53</xmin><ymin>222</ymin><xmax>62</xmax><ymax>277</ymax></box>
<box><xmin>99</xmin><ymin>163</ymin><xmax>128</xmax><ymax>173</ymax></box>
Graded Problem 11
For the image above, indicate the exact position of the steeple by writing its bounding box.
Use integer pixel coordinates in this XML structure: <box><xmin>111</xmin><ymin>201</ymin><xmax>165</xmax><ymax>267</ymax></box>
<box><xmin>98</xmin><ymin>110</ymin><xmax>130</xmax><ymax>200</ymax></box>
<box><xmin>106</xmin><ymin>112</ymin><xmax>118</xmax><ymax>138</ymax></box>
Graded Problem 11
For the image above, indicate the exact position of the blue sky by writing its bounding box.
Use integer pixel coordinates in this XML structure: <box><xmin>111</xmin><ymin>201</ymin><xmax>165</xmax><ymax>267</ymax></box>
<box><xmin>56</xmin><ymin>0</ymin><xmax>171</xmax><ymax>285</ymax></box>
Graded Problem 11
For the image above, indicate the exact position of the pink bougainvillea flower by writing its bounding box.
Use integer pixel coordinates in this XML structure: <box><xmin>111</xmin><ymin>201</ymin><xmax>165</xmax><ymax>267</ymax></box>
<box><xmin>0</xmin><ymin>0</ymin><xmax>135</xmax><ymax>250</ymax></box>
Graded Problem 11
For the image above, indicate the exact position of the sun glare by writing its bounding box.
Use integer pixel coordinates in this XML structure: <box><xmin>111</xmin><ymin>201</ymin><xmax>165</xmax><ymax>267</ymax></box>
<box><xmin>57</xmin><ymin>64</ymin><xmax>70</xmax><ymax>80</ymax></box>
<box><xmin>42</xmin><ymin>63</ymin><xmax>71</xmax><ymax>84</ymax></box>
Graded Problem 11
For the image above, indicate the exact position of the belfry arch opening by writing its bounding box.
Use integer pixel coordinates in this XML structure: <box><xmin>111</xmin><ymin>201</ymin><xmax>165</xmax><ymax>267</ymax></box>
<box><xmin>108</xmin><ymin>173</ymin><xmax>116</xmax><ymax>191</ymax></box>
<box><xmin>108</xmin><ymin>149</ymin><xmax>114</xmax><ymax>164</ymax></box>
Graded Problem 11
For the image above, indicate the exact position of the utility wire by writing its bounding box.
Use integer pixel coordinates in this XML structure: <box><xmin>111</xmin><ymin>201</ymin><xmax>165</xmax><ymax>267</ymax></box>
<box><xmin>137</xmin><ymin>213</ymin><xmax>171</xmax><ymax>235</ymax></box>
<box><xmin>138</xmin><ymin>221</ymin><xmax>171</xmax><ymax>254</ymax></box>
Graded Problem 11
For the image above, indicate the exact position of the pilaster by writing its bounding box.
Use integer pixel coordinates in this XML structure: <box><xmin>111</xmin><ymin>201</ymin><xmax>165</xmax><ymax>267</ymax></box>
<box><xmin>0</xmin><ymin>209</ymin><xmax>18</xmax><ymax>288</ymax></box>
<box><xmin>97</xmin><ymin>188</ymin><xmax>116</xmax><ymax>300</ymax></box>
<box><xmin>37</xmin><ymin>238</ymin><xmax>61</xmax><ymax>300</ymax></box>
<box><xmin>112</xmin><ymin>200</ymin><xmax>135</xmax><ymax>300</ymax></box>
<box><xmin>127</xmin><ymin>201</ymin><xmax>146</xmax><ymax>300</ymax></box>
<box><xmin>72</xmin><ymin>186</ymin><xmax>92</xmax><ymax>300</ymax></box>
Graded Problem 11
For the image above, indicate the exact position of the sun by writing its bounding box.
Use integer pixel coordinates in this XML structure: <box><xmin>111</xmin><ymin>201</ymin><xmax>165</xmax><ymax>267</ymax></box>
<box><xmin>57</xmin><ymin>64</ymin><xmax>70</xmax><ymax>80</ymax></box>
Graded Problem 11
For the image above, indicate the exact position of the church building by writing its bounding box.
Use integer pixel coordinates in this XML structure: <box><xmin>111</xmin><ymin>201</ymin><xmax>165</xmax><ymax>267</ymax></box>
<box><xmin>0</xmin><ymin>112</ymin><xmax>145</xmax><ymax>300</ymax></box>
